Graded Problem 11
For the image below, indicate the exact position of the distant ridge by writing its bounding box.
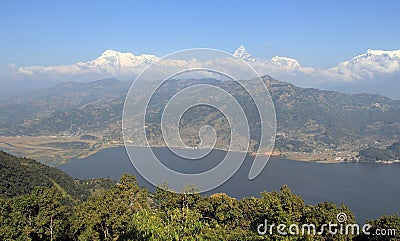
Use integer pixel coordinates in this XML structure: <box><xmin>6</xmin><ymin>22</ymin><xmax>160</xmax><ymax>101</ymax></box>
<box><xmin>11</xmin><ymin>46</ymin><xmax>400</xmax><ymax>99</ymax></box>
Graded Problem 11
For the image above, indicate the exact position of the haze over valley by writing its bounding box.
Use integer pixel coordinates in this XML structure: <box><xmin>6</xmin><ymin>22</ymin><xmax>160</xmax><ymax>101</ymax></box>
<box><xmin>1</xmin><ymin>1</ymin><xmax>399</xmax><ymax>240</ymax></box>
<box><xmin>0</xmin><ymin>74</ymin><xmax>399</xmax><ymax>165</ymax></box>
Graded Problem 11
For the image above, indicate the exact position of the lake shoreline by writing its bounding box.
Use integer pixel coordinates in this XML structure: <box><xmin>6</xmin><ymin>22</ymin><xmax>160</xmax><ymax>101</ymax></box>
<box><xmin>80</xmin><ymin>145</ymin><xmax>398</xmax><ymax>165</ymax></box>
<box><xmin>1</xmin><ymin>136</ymin><xmax>397</xmax><ymax>166</ymax></box>
<box><xmin>59</xmin><ymin>146</ymin><xmax>400</xmax><ymax>223</ymax></box>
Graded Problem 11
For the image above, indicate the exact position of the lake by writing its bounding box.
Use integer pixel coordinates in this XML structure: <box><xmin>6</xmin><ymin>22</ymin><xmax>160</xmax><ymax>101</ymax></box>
<box><xmin>59</xmin><ymin>146</ymin><xmax>400</xmax><ymax>223</ymax></box>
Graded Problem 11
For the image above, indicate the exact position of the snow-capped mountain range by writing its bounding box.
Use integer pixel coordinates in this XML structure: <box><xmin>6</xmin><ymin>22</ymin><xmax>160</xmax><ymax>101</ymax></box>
<box><xmin>85</xmin><ymin>49</ymin><xmax>160</xmax><ymax>67</ymax></box>
<box><xmin>329</xmin><ymin>49</ymin><xmax>400</xmax><ymax>80</ymax></box>
<box><xmin>234</xmin><ymin>45</ymin><xmax>304</xmax><ymax>71</ymax></box>
<box><xmin>10</xmin><ymin>45</ymin><xmax>400</xmax><ymax>99</ymax></box>
<box><xmin>233</xmin><ymin>45</ymin><xmax>400</xmax><ymax>83</ymax></box>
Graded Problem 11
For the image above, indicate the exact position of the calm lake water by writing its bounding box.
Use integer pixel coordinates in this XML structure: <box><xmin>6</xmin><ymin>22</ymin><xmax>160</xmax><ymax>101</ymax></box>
<box><xmin>59</xmin><ymin>146</ymin><xmax>400</xmax><ymax>223</ymax></box>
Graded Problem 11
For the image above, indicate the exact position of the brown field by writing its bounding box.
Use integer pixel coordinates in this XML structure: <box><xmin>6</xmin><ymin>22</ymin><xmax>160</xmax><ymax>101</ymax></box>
<box><xmin>0</xmin><ymin>136</ymin><xmax>122</xmax><ymax>165</ymax></box>
<box><xmin>0</xmin><ymin>136</ymin><xmax>358</xmax><ymax>165</ymax></box>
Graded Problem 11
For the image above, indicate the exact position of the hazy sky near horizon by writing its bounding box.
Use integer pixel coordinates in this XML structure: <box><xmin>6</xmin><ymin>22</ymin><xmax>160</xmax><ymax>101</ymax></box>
<box><xmin>1</xmin><ymin>0</ymin><xmax>399</xmax><ymax>69</ymax></box>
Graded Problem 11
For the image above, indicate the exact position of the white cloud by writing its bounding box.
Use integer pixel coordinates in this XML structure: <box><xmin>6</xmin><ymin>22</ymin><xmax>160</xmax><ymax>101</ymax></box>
<box><xmin>10</xmin><ymin>47</ymin><xmax>400</xmax><ymax>87</ymax></box>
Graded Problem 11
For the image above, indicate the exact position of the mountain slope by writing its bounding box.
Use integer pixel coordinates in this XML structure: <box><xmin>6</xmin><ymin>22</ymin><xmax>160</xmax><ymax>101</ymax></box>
<box><xmin>266</xmin><ymin>77</ymin><xmax>400</xmax><ymax>151</ymax></box>
<box><xmin>0</xmin><ymin>79</ymin><xmax>130</xmax><ymax>123</ymax></box>
<box><xmin>2</xmin><ymin>76</ymin><xmax>399</xmax><ymax>162</ymax></box>
<box><xmin>0</xmin><ymin>151</ymin><xmax>90</xmax><ymax>199</ymax></box>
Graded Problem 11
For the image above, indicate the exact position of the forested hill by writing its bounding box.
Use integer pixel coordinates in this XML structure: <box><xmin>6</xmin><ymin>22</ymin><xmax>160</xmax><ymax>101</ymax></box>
<box><xmin>3</xmin><ymin>77</ymin><xmax>400</xmax><ymax>148</ymax></box>
<box><xmin>0</xmin><ymin>151</ymin><xmax>399</xmax><ymax>240</ymax></box>
<box><xmin>1</xmin><ymin>76</ymin><xmax>400</xmax><ymax>162</ymax></box>
<box><xmin>0</xmin><ymin>151</ymin><xmax>90</xmax><ymax>200</ymax></box>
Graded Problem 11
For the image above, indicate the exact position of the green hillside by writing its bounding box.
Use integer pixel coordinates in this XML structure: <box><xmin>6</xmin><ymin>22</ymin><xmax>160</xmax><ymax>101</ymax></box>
<box><xmin>0</xmin><ymin>151</ymin><xmax>89</xmax><ymax>200</ymax></box>
<box><xmin>0</xmin><ymin>151</ymin><xmax>398</xmax><ymax>240</ymax></box>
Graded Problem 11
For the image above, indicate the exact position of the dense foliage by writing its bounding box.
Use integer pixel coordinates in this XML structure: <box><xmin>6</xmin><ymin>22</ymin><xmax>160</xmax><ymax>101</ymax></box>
<box><xmin>1</xmin><ymin>173</ymin><xmax>398</xmax><ymax>240</ymax></box>
<box><xmin>0</xmin><ymin>151</ymin><xmax>115</xmax><ymax>200</ymax></box>
<box><xmin>1</xmin><ymin>152</ymin><xmax>399</xmax><ymax>240</ymax></box>
<box><xmin>0</xmin><ymin>151</ymin><xmax>89</xmax><ymax>200</ymax></box>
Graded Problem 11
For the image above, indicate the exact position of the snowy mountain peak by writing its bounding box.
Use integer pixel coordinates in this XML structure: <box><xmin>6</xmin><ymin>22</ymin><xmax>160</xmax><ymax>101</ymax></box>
<box><xmin>14</xmin><ymin>46</ymin><xmax>400</xmax><ymax>99</ymax></box>
<box><xmin>270</xmin><ymin>56</ymin><xmax>301</xmax><ymax>71</ymax></box>
<box><xmin>365</xmin><ymin>49</ymin><xmax>400</xmax><ymax>59</ymax></box>
<box><xmin>233</xmin><ymin>45</ymin><xmax>256</xmax><ymax>63</ymax></box>
<box><xmin>329</xmin><ymin>48</ymin><xmax>400</xmax><ymax>81</ymax></box>
<box><xmin>350</xmin><ymin>49</ymin><xmax>400</xmax><ymax>63</ymax></box>
<box><xmin>90</xmin><ymin>50</ymin><xmax>160</xmax><ymax>67</ymax></box>
<box><xmin>100</xmin><ymin>49</ymin><xmax>129</xmax><ymax>57</ymax></box>
<box><xmin>233</xmin><ymin>45</ymin><xmax>247</xmax><ymax>57</ymax></box>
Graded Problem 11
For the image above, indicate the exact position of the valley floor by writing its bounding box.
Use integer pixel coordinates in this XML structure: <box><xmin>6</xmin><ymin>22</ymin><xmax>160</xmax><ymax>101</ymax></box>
<box><xmin>0</xmin><ymin>135</ymin><xmax>362</xmax><ymax>165</ymax></box>
<box><xmin>0</xmin><ymin>136</ymin><xmax>120</xmax><ymax>165</ymax></box>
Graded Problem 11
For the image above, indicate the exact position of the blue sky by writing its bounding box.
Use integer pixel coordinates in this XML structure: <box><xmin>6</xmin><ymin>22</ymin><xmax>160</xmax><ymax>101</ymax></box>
<box><xmin>1</xmin><ymin>0</ymin><xmax>399</xmax><ymax>69</ymax></box>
